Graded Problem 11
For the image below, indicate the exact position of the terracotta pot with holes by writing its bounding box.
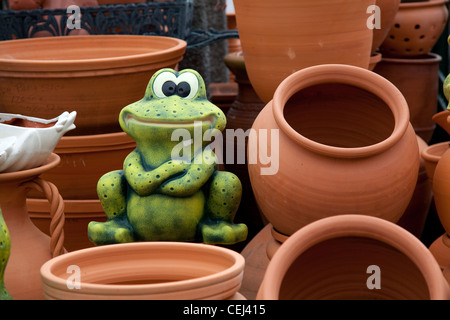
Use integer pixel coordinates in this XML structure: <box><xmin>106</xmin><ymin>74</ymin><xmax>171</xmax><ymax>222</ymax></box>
<box><xmin>257</xmin><ymin>215</ymin><xmax>450</xmax><ymax>300</ymax></box>
<box><xmin>248</xmin><ymin>64</ymin><xmax>419</xmax><ymax>239</ymax></box>
<box><xmin>380</xmin><ymin>0</ymin><xmax>449</xmax><ymax>57</ymax></box>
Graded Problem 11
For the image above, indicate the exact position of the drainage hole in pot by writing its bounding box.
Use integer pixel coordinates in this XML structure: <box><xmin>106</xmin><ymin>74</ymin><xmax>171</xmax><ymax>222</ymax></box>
<box><xmin>283</xmin><ymin>83</ymin><xmax>395</xmax><ymax>148</ymax></box>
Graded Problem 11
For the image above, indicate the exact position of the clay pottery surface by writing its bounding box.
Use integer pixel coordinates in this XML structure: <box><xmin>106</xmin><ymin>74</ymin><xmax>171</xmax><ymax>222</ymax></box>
<box><xmin>369</xmin><ymin>52</ymin><xmax>383</xmax><ymax>71</ymax></box>
<box><xmin>248</xmin><ymin>64</ymin><xmax>420</xmax><ymax>237</ymax></box>
<box><xmin>380</xmin><ymin>0</ymin><xmax>449</xmax><ymax>57</ymax></box>
<box><xmin>372</xmin><ymin>0</ymin><xmax>401</xmax><ymax>54</ymax></box>
<box><xmin>373</xmin><ymin>53</ymin><xmax>442</xmax><ymax>142</ymax></box>
<box><xmin>0</xmin><ymin>35</ymin><xmax>187</xmax><ymax>135</ymax></box>
<box><xmin>233</xmin><ymin>0</ymin><xmax>375</xmax><ymax>103</ymax></box>
<box><xmin>0</xmin><ymin>153</ymin><xmax>65</xmax><ymax>300</ymax></box>
<box><xmin>28</xmin><ymin>131</ymin><xmax>136</xmax><ymax>200</ymax></box>
<box><xmin>0</xmin><ymin>111</ymin><xmax>76</xmax><ymax>172</ymax></box>
<box><xmin>28</xmin><ymin>199</ymin><xmax>106</xmax><ymax>252</ymax></box>
<box><xmin>397</xmin><ymin>135</ymin><xmax>433</xmax><ymax>238</ymax></box>
<box><xmin>429</xmin><ymin>234</ymin><xmax>450</xmax><ymax>270</ymax></box>
<box><xmin>40</xmin><ymin>242</ymin><xmax>245</xmax><ymax>300</ymax></box>
<box><xmin>257</xmin><ymin>214</ymin><xmax>450</xmax><ymax>300</ymax></box>
<box><xmin>422</xmin><ymin>141</ymin><xmax>449</xmax><ymax>184</ymax></box>
<box><xmin>431</xmin><ymin>147</ymin><xmax>450</xmax><ymax>236</ymax></box>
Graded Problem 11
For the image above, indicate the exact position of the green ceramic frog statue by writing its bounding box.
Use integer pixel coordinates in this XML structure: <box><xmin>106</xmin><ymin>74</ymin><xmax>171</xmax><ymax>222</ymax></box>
<box><xmin>0</xmin><ymin>208</ymin><xmax>12</xmax><ymax>300</ymax></box>
<box><xmin>88</xmin><ymin>68</ymin><xmax>248</xmax><ymax>245</ymax></box>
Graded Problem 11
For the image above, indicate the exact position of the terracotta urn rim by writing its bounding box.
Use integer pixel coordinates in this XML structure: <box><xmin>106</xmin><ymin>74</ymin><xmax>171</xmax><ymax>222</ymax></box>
<box><xmin>272</xmin><ymin>64</ymin><xmax>410</xmax><ymax>159</ymax></box>
<box><xmin>0</xmin><ymin>153</ymin><xmax>60</xmax><ymax>182</ymax></box>
<box><xmin>0</xmin><ymin>35</ymin><xmax>187</xmax><ymax>74</ymax></box>
<box><xmin>422</xmin><ymin>141</ymin><xmax>450</xmax><ymax>165</ymax></box>
<box><xmin>40</xmin><ymin>241</ymin><xmax>245</xmax><ymax>299</ymax></box>
<box><xmin>259</xmin><ymin>214</ymin><xmax>449</xmax><ymax>300</ymax></box>
<box><xmin>55</xmin><ymin>131</ymin><xmax>135</xmax><ymax>152</ymax></box>
<box><xmin>380</xmin><ymin>52</ymin><xmax>442</xmax><ymax>64</ymax></box>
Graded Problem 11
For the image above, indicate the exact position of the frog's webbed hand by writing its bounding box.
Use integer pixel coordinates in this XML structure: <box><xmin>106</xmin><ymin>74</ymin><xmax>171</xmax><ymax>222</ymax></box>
<box><xmin>124</xmin><ymin>150</ymin><xmax>189</xmax><ymax>197</ymax></box>
<box><xmin>158</xmin><ymin>148</ymin><xmax>217</xmax><ymax>197</ymax></box>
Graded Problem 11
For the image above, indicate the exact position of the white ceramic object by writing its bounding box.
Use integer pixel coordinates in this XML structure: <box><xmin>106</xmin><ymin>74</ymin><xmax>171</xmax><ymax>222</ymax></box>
<box><xmin>0</xmin><ymin>111</ymin><xmax>76</xmax><ymax>172</ymax></box>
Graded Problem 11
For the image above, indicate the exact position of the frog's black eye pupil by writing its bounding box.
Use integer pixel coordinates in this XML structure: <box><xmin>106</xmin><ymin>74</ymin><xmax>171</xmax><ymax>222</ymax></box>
<box><xmin>177</xmin><ymin>81</ymin><xmax>191</xmax><ymax>98</ymax></box>
<box><xmin>162</xmin><ymin>81</ymin><xmax>176</xmax><ymax>96</ymax></box>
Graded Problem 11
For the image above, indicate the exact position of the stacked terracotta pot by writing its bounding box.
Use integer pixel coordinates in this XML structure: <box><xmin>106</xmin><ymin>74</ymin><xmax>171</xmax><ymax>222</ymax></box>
<box><xmin>374</xmin><ymin>0</ymin><xmax>449</xmax><ymax>143</ymax></box>
<box><xmin>0</xmin><ymin>35</ymin><xmax>187</xmax><ymax>252</ymax></box>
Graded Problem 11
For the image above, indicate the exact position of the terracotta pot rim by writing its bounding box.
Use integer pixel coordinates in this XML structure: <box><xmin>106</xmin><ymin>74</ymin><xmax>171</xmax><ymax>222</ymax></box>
<box><xmin>260</xmin><ymin>214</ymin><xmax>449</xmax><ymax>300</ymax></box>
<box><xmin>422</xmin><ymin>141</ymin><xmax>450</xmax><ymax>164</ymax></box>
<box><xmin>400</xmin><ymin>0</ymin><xmax>449</xmax><ymax>9</ymax></box>
<box><xmin>0</xmin><ymin>35</ymin><xmax>187</xmax><ymax>73</ymax></box>
<box><xmin>380</xmin><ymin>52</ymin><xmax>442</xmax><ymax>64</ymax></box>
<box><xmin>55</xmin><ymin>131</ymin><xmax>135</xmax><ymax>152</ymax></box>
<box><xmin>272</xmin><ymin>64</ymin><xmax>410</xmax><ymax>159</ymax></box>
<box><xmin>40</xmin><ymin>242</ymin><xmax>245</xmax><ymax>298</ymax></box>
<box><xmin>0</xmin><ymin>153</ymin><xmax>60</xmax><ymax>182</ymax></box>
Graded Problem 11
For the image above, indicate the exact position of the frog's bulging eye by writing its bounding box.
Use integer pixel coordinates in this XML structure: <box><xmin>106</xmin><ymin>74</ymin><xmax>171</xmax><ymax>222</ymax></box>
<box><xmin>162</xmin><ymin>81</ymin><xmax>177</xmax><ymax>96</ymax></box>
<box><xmin>177</xmin><ymin>81</ymin><xmax>191</xmax><ymax>98</ymax></box>
<box><xmin>153</xmin><ymin>70</ymin><xmax>199</xmax><ymax>100</ymax></box>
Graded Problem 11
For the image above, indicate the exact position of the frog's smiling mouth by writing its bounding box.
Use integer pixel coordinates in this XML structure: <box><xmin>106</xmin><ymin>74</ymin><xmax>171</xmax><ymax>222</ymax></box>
<box><xmin>123</xmin><ymin>113</ymin><xmax>217</xmax><ymax>129</ymax></box>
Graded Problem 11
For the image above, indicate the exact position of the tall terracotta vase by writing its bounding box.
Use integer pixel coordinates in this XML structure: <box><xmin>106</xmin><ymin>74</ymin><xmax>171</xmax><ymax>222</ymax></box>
<box><xmin>257</xmin><ymin>215</ymin><xmax>450</xmax><ymax>300</ymax></box>
<box><xmin>233</xmin><ymin>0</ymin><xmax>375</xmax><ymax>103</ymax></box>
<box><xmin>373</xmin><ymin>53</ymin><xmax>442</xmax><ymax>142</ymax></box>
<box><xmin>40</xmin><ymin>242</ymin><xmax>245</xmax><ymax>300</ymax></box>
<box><xmin>248</xmin><ymin>64</ymin><xmax>419</xmax><ymax>239</ymax></box>
<box><xmin>1</xmin><ymin>153</ymin><xmax>65</xmax><ymax>300</ymax></box>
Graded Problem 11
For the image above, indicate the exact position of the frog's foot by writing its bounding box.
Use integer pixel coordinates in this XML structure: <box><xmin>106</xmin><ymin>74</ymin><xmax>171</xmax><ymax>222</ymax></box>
<box><xmin>201</xmin><ymin>221</ymin><xmax>248</xmax><ymax>245</ymax></box>
<box><xmin>88</xmin><ymin>218</ymin><xmax>134</xmax><ymax>245</ymax></box>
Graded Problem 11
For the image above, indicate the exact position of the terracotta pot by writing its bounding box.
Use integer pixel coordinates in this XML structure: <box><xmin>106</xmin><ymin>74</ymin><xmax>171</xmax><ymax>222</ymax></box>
<box><xmin>380</xmin><ymin>0</ymin><xmax>449</xmax><ymax>57</ymax></box>
<box><xmin>373</xmin><ymin>53</ymin><xmax>442</xmax><ymax>142</ymax></box>
<box><xmin>257</xmin><ymin>214</ymin><xmax>450</xmax><ymax>300</ymax></box>
<box><xmin>28</xmin><ymin>198</ymin><xmax>106</xmax><ymax>252</ymax></box>
<box><xmin>422</xmin><ymin>141</ymin><xmax>450</xmax><ymax>184</ymax></box>
<box><xmin>397</xmin><ymin>135</ymin><xmax>433</xmax><ymax>238</ymax></box>
<box><xmin>233</xmin><ymin>0</ymin><xmax>375</xmax><ymax>103</ymax></box>
<box><xmin>28</xmin><ymin>131</ymin><xmax>136</xmax><ymax>200</ymax></box>
<box><xmin>369</xmin><ymin>52</ymin><xmax>383</xmax><ymax>71</ymax></box>
<box><xmin>0</xmin><ymin>153</ymin><xmax>65</xmax><ymax>300</ymax></box>
<box><xmin>40</xmin><ymin>242</ymin><xmax>245</xmax><ymax>300</ymax></box>
<box><xmin>0</xmin><ymin>35</ymin><xmax>187</xmax><ymax>135</ymax></box>
<box><xmin>372</xmin><ymin>0</ymin><xmax>402</xmax><ymax>54</ymax></box>
<box><xmin>248</xmin><ymin>64</ymin><xmax>420</xmax><ymax>237</ymax></box>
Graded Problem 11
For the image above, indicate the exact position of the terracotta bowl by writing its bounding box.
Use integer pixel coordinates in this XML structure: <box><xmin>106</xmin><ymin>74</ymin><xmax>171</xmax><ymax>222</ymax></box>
<box><xmin>380</xmin><ymin>0</ymin><xmax>449</xmax><ymax>57</ymax></box>
<box><xmin>27</xmin><ymin>131</ymin><xmax>136</xmax><ymax>199</ymax></box>
<box><xmin>257</xmin><ymin>215</ymin><xmax>450</xmax><ymax>300</ymax></box>
<box><xmin>0</xmin><ymin>35</ymin><xmax>187</xmax><ymax>135</ymax></box>
<box><xmin>27</xmin><ymin>198</ymin><xmax>106</xmax><ymax>252</ymax></box>
<box><xmin>40</xmin><ymin>242</ymin><xmax>245</xmax><ymax>300</ymax></box>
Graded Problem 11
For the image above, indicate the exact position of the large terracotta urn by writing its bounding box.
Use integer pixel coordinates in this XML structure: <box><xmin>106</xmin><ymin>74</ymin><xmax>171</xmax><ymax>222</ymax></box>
<box><xmin>248</xmin><ymin>64</ymin><xmax>420</xmax><ymax>238</ymax></box>
<box><xmin>232</xmin><ymin>0</ymin><xmax>375</xmax><ymax>103</ymax></box>
<box><xmin>40</xmin><ymin>242</ymin><xmax>245</xmax><ymax>300</ymax></box>
<box><xmin>257</xmin><ymin>215</ymin><xmax>450</xmax><ymax>300</ymax></box>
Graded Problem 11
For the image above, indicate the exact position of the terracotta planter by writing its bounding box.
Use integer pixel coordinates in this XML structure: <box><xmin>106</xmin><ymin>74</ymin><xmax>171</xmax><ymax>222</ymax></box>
<box><xmin>372</xmin><ymin>0</ymin><xmax>401</xmax><ymax>54</ymax></box>
<box><xmin>257</xmin><ymin>215</ymin><xmax>450</xmax><ymax>300</ymax></box>
<box><xmin>380</xmin><ymin>0</ymin><xmax>449</xmax><ymax>57</ymax></box>
<box><xmin>40</xmin><ymin>242</ymin><xmax>245</xmax><ymax>300</ymax></box>
<box><xmin>397</xmin><ymin>135</ymin><xmax>433</xmax><ymax>238</ymax></box>
<box><xmin>1</xmin><ymin>153</ymin><xmax>65</xmax><ymax>300</ymax></box>
<box><xmin>233</xmin><ymin>0</ymin><xmax>375</xmax><ymax>103</ymax></box>
<box><xmin>248</xmin><ymin>64</ymin><xmax>420</xmax><ymax>237</ymax></box>
<box><xmin>422</xmin><ymin>141</ymin><xmax>449</xmax><ymax>184</ymax></box>
<box><xmin>373</xmin><ymin>53</ymin><xmax>442</xmax><ymax>142</ymax></box>
<box><xmin>0</xmin><ymin>35</ymin><xmax>187</xmax><ymax>135</ymax></box>
<box><xmin>28</xmin><ymin>199</ymin><xmax>106</xmax><ymax>252</ymax></box>
<box><xmin>28</xmin><ymin>131</ymin><xmax>136</xmax><ymax>200</ymax></box>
